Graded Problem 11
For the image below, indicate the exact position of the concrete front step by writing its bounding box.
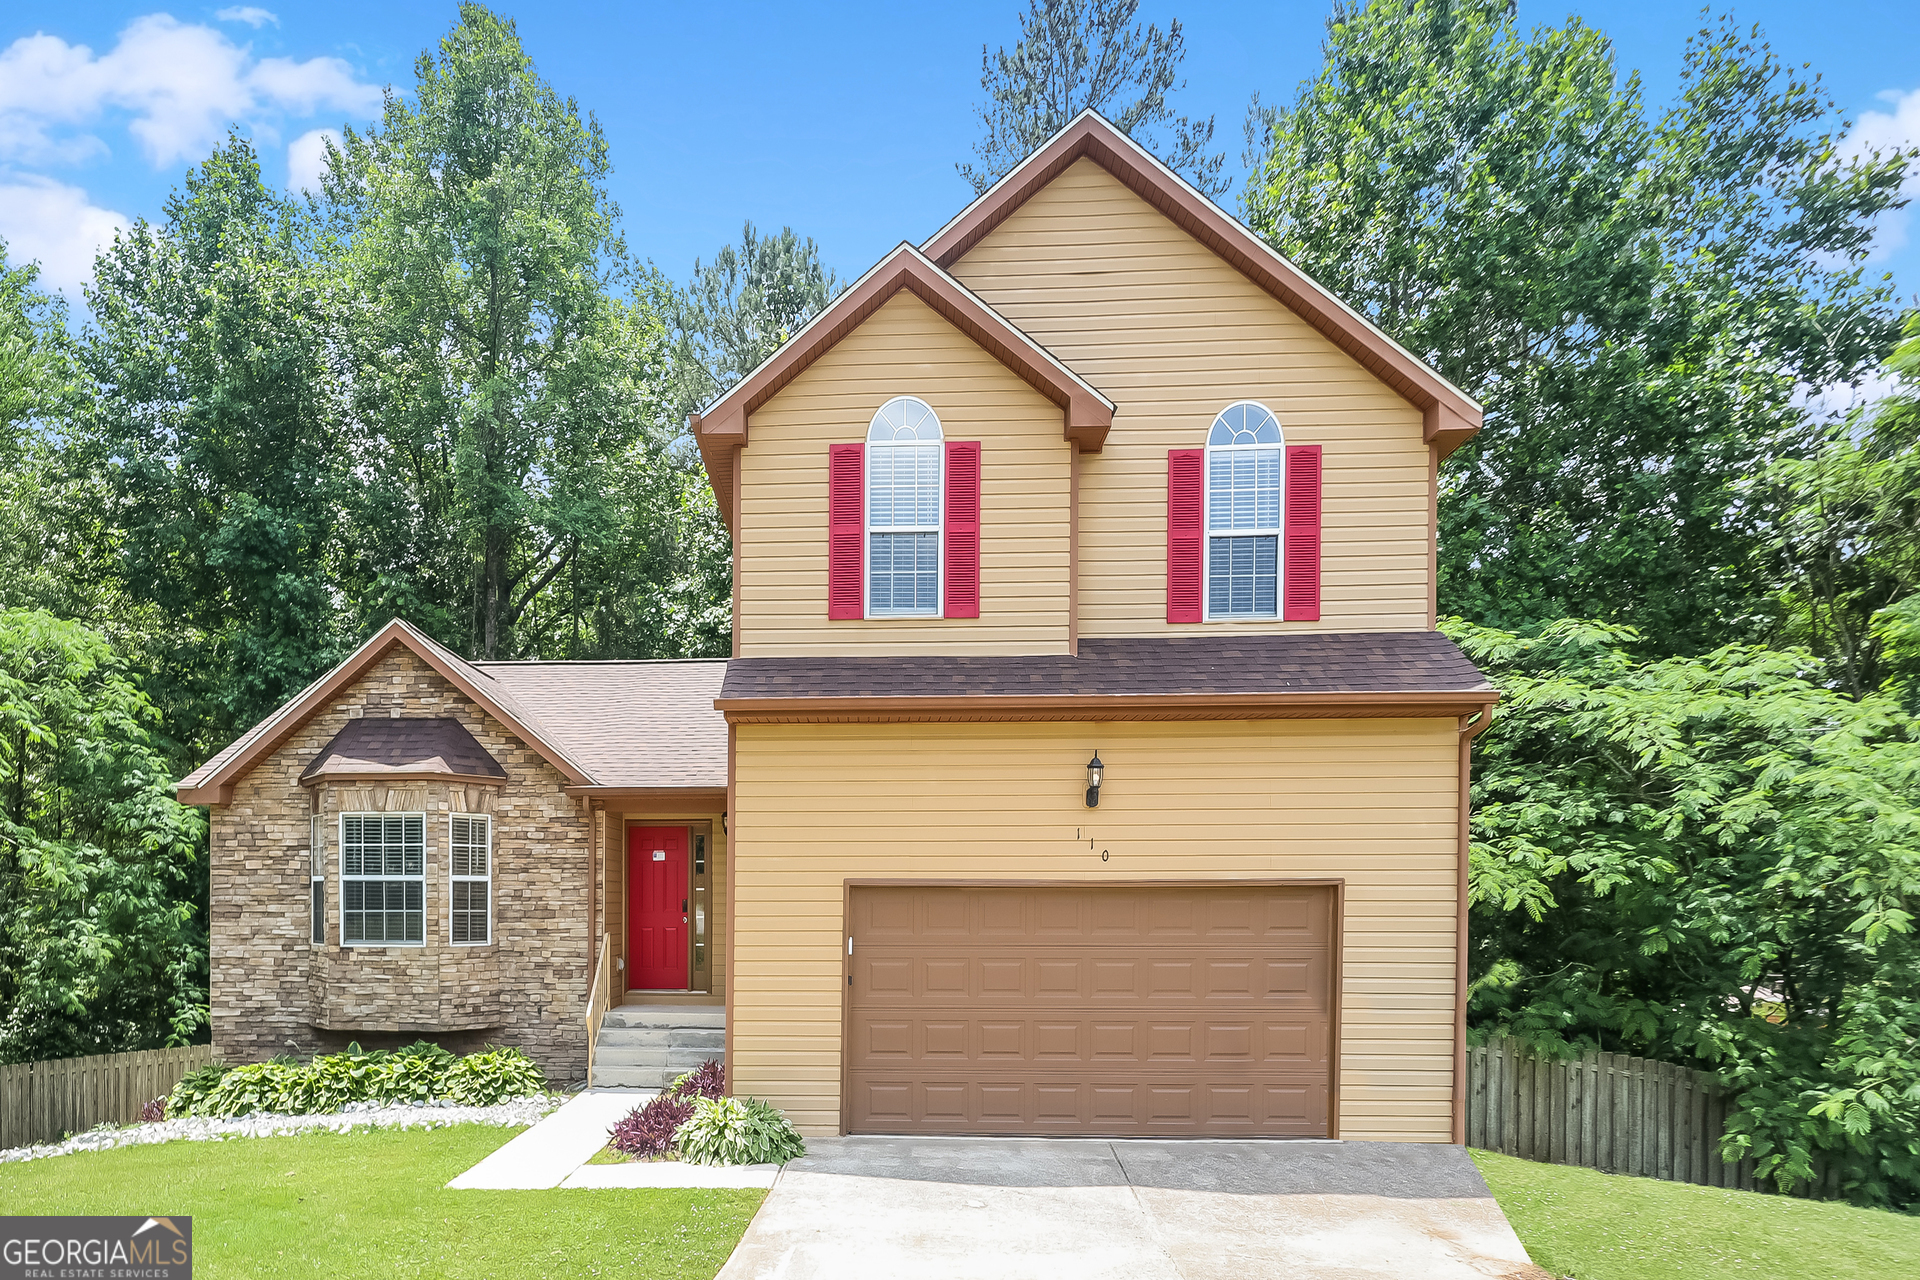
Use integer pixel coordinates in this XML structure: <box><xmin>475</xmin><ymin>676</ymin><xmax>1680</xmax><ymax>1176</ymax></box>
<box><xmin>597</xmin><ymin>1025</ymin><xmax>725</xmax><ymax>1051</ymax></box>
<box><xmin>591</xmin><ymin>1003</ymin><xmax>725</xmax><ymax>1090</ymax></box>
<box><xmin>604</xmin><ymin>1004</ymin><xmax>725</xmax><ymax>1030</ymax></box>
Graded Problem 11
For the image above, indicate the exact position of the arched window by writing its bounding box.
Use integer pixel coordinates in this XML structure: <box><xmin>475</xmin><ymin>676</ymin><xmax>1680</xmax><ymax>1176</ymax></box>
<box><xmin>866</xmin><ymin>396</ymin><xmax>943</xmax><ymax>615</ymax></box>
<box><xmin>1206</xmin><ymin>402</ymin><xmax>1283</xmax><ymax>618</ymax></box>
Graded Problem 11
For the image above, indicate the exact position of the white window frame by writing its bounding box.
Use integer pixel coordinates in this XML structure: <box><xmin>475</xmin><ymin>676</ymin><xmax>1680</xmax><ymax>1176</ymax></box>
<box><xmin>449</xmin><ymin>813</ymin><xmax>492</xmax><ymax>946</ymax></box>
<box><xmin>309</xmin><ymin>810</ymin><xmax>326</xmax><ymax>946</ymax></box>
<box><xmin>864</xmin><ymin>395</ymin><xmax>944</xmax><ymax>619</ymax></box>
<box><xmin>1202</xmin><ymin>400</ymin><xmax>1286</xmax><ymax>622</ymax></box>
<box><xmin>339</xmin><ymin>812</ymin><xmax>426</xmax><ymax>947</ymax></box>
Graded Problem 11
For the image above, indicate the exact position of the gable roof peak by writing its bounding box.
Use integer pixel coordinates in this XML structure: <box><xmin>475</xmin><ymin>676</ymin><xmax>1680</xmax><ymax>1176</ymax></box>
<box><xmin>175</xmin><ymin>617</ymin><xmax>595</xmax><ymax>806</ymax></box>
<box><xmin>923</xmin><ymin>110</ymin><xmax>1483</xmax><ymax>456</ymax></box>
<box><xmin>692</xmin><ymin>239</ymin><xmax>1115</xmax><ymax>531</ymax></box>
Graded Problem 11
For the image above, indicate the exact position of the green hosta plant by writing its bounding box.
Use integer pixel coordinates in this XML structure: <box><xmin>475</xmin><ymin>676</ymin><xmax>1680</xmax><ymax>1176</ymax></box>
<box><xmin>196</xmin><ymin>1061</ymin><xmax>317</xmax><ymax>1117</ymax></box>
<box><xmin>165</xmin><ymin>1064</ymin><xmax>232</xmax><ymax>1118</ymax></box>
<box><xmin>441</xmin><ymin>1047</ymin><xmax>545</xmax><ymax>1105</ymax></box>
<box><xmin>675</xmin><ymin>1096</ymin><xmax>805</xmax><ymax>1166</ymax></box>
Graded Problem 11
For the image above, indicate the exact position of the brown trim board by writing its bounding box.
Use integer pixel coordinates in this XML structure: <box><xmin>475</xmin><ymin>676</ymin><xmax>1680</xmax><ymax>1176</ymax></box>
<box><xmin>922</xmin><ymin>111</ymin><xmax>1483</xmax><ymax>460</ymax></box>
<box><xmin>694</xmin><ymin>243</ymin><xmax>1114</xmax><ymax>530</ymax></box>
<box><xmin>1454</xmin><ymin>702</ymin><xmax>1497</xmax><ymax>1145</ymax></box>
<box><xmin>840</xmin><ymin>877</ymin><xmax>1345</xmax><ymax>1140</ymax></box>
<box><xmin>720</xmin><ymin>690</ymin><xmax>1499</xmax><ymax>725</ymax></box>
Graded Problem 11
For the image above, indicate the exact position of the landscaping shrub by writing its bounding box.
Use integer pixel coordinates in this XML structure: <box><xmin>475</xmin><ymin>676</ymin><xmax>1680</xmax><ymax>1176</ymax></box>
<box><xmin>667</xmin><ymin>1059</ymin><xmax>725</xmax><ymax>1101</ymax></box>
<box><xmin>138</xmin><ymin>1097</ymin><xmax>166</xmax><ymax>1123</ymax></box>
<box><xmin>675</xmin><ymin>1096</ymin><xmax>805</xmax><ymax>1166</ymax></box>
<box><xmin>609</xmin><ymin>1094</ymin><xmax>695</xmax><ymax>1158</ymax></box>
<box><xmin>162</xmin><ymin>1044</ymin><xmax>544</xmax><ymax>1118</ymax></box>
<box><xmin>164</xmin><ymin>1063</ymin><xmax>232</xmax><ymax>1117</ymax></box>
<box><xmin>441</xmin><ymin>1046</ymin><xmax>545</xmax><ymax>1106</ymax></box>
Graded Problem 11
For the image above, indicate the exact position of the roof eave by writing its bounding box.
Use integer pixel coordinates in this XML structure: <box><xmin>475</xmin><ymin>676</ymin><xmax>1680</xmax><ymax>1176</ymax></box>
<box><xmin>716</xmin><ymin>688</ymin><xmax>1500</xmax><ymax>723</ymax></box>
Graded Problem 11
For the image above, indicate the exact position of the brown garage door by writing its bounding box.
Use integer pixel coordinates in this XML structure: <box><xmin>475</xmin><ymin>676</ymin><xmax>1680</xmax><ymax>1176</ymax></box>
<box><xmin>846</xmin><ymin>883</ymin><xmax>1335</xmax><ymax>1137</ymax></box>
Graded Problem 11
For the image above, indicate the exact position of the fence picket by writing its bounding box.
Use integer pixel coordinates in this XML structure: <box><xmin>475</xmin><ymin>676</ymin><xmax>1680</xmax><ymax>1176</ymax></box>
<box><xmin>1465</xmin><ymin>1041</ymin><xmax>1838</xmax><ymax>1203</ymax></box>
<box><xmin>0</xmin><ymin>1046</ymin><xmax>212</xmax><ymax>1150</ymax></box>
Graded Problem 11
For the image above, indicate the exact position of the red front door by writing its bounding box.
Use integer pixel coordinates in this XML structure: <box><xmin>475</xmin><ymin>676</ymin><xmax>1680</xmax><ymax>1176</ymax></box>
<box><xmin>628</xmin><ymin>826</ymin><xmax>689</xmax><ymax>990</ymax></box>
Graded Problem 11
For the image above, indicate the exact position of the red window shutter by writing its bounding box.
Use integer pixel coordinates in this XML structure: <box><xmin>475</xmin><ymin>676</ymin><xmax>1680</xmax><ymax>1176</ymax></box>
<box><xmin>1284</xmin><ymin>444</ymin><xmax>1323</xmax><ymax>621</ymax></box>
<box><xmin>944</xmin><ymin>441</ymin><xmax>982</xmax><ymax>619</ymax></box>
<box><xmin>827</xmin><ymin>443</ymin><xmax>864</xmax><ymax>620</ymax></box>
<box><xmin>1166</xmin><ymin>449</ymin><xmax>1203</xmax><ymax>623</ymax></box>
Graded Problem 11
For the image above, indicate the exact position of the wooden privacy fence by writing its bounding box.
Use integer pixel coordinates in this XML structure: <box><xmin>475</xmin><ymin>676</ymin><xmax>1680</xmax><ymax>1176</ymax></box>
<box><xmin>0</xmin><ymin>1045</ymin><xmax>213</xmax><ymax>1150</ymax></box>
<box><xmin>1467</xmin><ymin>1037</ymin><xmax>1761</xmax><ymax>1191</ymax></box>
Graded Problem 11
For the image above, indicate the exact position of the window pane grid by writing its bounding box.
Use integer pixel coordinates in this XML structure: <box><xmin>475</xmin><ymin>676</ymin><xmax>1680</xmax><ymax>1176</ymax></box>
<box><xmin>866</xmin><ymin>396</ymin><xmax>942</xmax><ymax>617</ymax></box>
<box><xmin>341</xmin><ymin>813</ymin><xmax>425</xmax><ymax>944</ymax></box>
<box><xmin>450</xmin><ymin>814</ymin><xmax>490</xmax><ymax>945</ymax></box>
<box><xmin>869</xmin><ymin>531</ymin><xmax>939</xmax><ymax>614</ymax></box>
<box><xmin>1205</xmin><ymin>401</ymin><xmax>1283</xmax><ymax>619</ymax></box>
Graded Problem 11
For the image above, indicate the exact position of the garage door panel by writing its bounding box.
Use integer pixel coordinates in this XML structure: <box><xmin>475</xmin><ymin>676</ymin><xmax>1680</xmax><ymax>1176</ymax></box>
<box><xmin>848</xmin><ymin>884</ymin><xmax>1336</xmax><ymax>1137</ymax></box>
<box><xmin>844</xmin><ymin>1073</ymin><xmax>1331</xmax><ymax>1135</ymax></box>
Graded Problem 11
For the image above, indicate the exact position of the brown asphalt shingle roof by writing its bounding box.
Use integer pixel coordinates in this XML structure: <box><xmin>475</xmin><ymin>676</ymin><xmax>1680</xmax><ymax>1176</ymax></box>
<box><xmin>299</xmin><ymin>716</ymin><xmax>508</xmax><ymax>783</ymax></box>
<box><xmin>472</xmin><ymin>659</ymin><xmax>729</xmax><ymax>789</ymax></box>
<box><xmin>718</xmin><ymin>633</ymin><xmax>1492</xmax><ymax>701</ymax></box>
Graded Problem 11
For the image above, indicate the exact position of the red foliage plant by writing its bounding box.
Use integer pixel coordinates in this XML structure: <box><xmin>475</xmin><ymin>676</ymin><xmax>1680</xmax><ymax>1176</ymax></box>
<box><xmin>670</xmin><ymin>1059</ymin><xmax>725</xmax><ymax>1101</ymax></box>
<box><xmin>139</xmin><ymin>1097</ymin><xmax>166</xmax><ymax>1123</ymax></box>
<box><xmin>609</xmin><ymin>1094</ymin><xmax>693</xmax><ymax>1158</ymax></box>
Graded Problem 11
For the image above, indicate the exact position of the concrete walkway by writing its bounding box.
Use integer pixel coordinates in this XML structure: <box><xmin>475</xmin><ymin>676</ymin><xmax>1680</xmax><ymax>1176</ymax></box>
<box><xmin>716</xmin><ymin>1137</ymin><xmax>1553</xmax><ymax>1280</ymax></box>
<box><xmin>446</xmin><ymin>1089</ymin><xmax>779</xmax><ymax>1190</ymax></box>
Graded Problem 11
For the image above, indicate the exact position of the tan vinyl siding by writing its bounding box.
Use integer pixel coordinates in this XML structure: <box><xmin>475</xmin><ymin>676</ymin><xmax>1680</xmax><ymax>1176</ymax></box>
<box><xmin>730</xmin><ymin>717</ymin><xmax>1461</xmax><ymax>1141</ymax></box>
<box><xmin>948</xmin><ymin>158</ymin><xmax>1432</xmax><ymax>635</ymax></box>
<box><xmin>737</xmin><ymin>290</ymin><xmax>1073</xmax><ymax>656</ymax></box>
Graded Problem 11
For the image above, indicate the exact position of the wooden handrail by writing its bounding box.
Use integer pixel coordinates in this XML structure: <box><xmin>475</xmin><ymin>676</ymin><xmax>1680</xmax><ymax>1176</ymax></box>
<box><xmin>584</xmin><ymin>931</ymin><xmax>613</xmax><ymax>1088</ymax></box>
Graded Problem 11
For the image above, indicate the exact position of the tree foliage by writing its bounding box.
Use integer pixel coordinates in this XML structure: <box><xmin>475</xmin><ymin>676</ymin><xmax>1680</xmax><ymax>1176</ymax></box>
<box><xmin>1757</xmin><ymin>314</ymin><xmax>1920</xmax><ymax>700</ymax></box>
<box><xmin>1456</xmin><ymin>617</ymin><xmax>1920</xmax><ymax>1206</ymax></box>
<box><xmin>0</xmin><ymin>609</ymin><xmax>207</xmax><ymax>1062</ymax></box>
<box><xmin>82</xmin><ymin>135</ymin><xmax>341</xmax><ymax>756</ymax></box>
<box><xmin>1245</xmin><ymin>0</ymin><xmax>1911</xmax><ymax>653</ymax></box>
<box><xmin>656</xmin><ymin>222</ymin><xmax>839</xmax><ymax>430</ymax></box>
<box><xmin>326</xmin><ymin>3</ymin><xmax>671</xmax><ymax>660</ymax></box>
<box><xmin>962</xmin><ymin>0</ymin><xmax>1226</xmax><ymax>197</ymax></box>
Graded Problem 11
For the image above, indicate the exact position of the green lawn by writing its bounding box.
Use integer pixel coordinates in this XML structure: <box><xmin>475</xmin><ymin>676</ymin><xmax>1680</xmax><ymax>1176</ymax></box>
<box><xmin>0</xmin><ymin>1125</ymin><xmax>763</xmax><ymax>1279</ymax></box>
<box><xmin>1473</xmin><ymin>1150</ymin><xmax>1918</xmax><ymax>1280</ymax></box>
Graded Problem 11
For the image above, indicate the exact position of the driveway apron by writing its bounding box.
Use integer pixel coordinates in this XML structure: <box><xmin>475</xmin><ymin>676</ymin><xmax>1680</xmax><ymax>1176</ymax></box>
<box><xmin>716</xmin><ymin>1137</ymin><xmax>1552</xmax><ymax>1280</ymax></box>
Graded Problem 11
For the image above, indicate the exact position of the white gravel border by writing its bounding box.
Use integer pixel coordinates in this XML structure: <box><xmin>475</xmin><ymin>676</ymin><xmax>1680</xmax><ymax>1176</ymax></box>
<box><xmin>0</xmin><ymin>1094</ymin><xmax>565</xmax><ymax>1165</ymax></box>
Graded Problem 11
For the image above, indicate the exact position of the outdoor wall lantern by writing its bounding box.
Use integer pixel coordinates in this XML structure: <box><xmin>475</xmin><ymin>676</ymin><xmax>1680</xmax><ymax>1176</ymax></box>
<box><xmin>1085</xmin><ymin>752</ymin><xmax>1104</xmax><ymax>808</ymax></box>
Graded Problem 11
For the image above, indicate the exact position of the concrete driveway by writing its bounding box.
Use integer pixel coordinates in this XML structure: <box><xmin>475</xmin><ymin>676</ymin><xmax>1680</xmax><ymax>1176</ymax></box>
<box><xmin>716</xmin><ymin>1137</ymin><xmax>1552</xmax><ymax>1280</ymax></box>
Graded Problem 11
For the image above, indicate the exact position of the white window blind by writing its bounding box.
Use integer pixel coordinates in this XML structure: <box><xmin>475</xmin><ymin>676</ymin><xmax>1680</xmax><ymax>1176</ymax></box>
<box><xmin>341</xmin><ymin>813</ymin><xmax>425</xmax><ymax>945</ymax></box>
<box><xmin>450</xmin><ymin>814</ymin><xmax>491</xmax><ymax>945</ymax></box>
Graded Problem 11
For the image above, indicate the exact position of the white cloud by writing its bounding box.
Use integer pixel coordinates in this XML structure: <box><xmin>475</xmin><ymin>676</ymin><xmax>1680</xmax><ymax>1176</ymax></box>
<box><xmin>0</xmin><ymin>174</ymin><xmax>128</xmax><ymax>295</ymax></box>
<box><xmin>1843</xmin><ymin>86</ymin><xmax>1920</xmax><ymax>260</ymax></box>
<box><xmin>287</xmin><ymin>127</ymin><xmax>340</xmax><ymax>194</ymax></box>
<box><xmin>215</xmin><ymin>7</ymin><xmax>280</xmax><ymax>27</ymax></box>
<box><xmin>0</xmin><ymin>14</ymin><xmax>379</xmax><ymax>170</ymax></box>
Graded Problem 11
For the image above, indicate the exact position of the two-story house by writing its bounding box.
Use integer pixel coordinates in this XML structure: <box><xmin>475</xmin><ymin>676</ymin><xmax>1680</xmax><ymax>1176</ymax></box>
<box><xmin>177</xmin><ymin>112</ymin><xmax>1496</xmax><ymax>1145</ymax></box>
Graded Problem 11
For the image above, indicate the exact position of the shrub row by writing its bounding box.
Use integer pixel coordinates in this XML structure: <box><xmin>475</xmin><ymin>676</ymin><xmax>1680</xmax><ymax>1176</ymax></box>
<box><xmin>608</xmin><ymin>1060</ymin><xmax>805</xmax><ymax>1165</ymax></box>
<box><xmin>162</xmin><ymin>1042</ymin><xmax>546</xmax><ymax>1119</ymax></box>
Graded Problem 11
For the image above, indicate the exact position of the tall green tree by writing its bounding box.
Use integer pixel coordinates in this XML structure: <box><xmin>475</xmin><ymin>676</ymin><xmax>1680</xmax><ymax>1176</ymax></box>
<box><xmin>962</xmin><ymin>0</ymin><xmax>1226</xmax><ymax>197</ymax></box>
<box><xmin>0</xmin><ymin>609</ymin><xmax>207</xmax><ymax>1061</ymax></box>
<box><xmin>326</xmin><ymin>3</ymin><xmax>668</xmax><ymax>660</ymax></box>
<box><xmin>1757</xmin><ymin>313</ymin><xmax>1920</xmax><ymax>700</ymax></box>
<box><xmin>81</xmin><ymin>135</ymin><xmax>340</xmax><ymax>758</ymax></box>
<box><xmin>656</xmin><ymin>222</ymin><xmax>839</xmax><ymax>430</ymax></box>
<box><xmin>1245</xmin><ymin>1</ymin><xmax>1911</xmax><ymax>654</ymax></box>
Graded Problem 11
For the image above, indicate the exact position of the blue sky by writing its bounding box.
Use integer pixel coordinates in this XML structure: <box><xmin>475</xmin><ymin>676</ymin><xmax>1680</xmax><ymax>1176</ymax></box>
<box><xmin>3</xmin><ymin>1</ymin><xmax>1917</xmax><ymax>314</ymax></box>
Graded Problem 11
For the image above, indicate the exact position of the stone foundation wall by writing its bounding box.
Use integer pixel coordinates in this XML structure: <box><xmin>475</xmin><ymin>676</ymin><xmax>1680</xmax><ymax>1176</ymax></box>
<box><xmin>208</xmin><ymin>649</ymin><xmax>590</xmax><ymax>1084</ymax></box>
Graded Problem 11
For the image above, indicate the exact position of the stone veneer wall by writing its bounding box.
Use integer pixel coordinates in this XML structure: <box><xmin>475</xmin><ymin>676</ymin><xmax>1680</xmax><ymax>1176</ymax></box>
<box><xmin>208</xmin><ymin>649</ymin><xmax>590</xmax><ymax>1083</ymax></box>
